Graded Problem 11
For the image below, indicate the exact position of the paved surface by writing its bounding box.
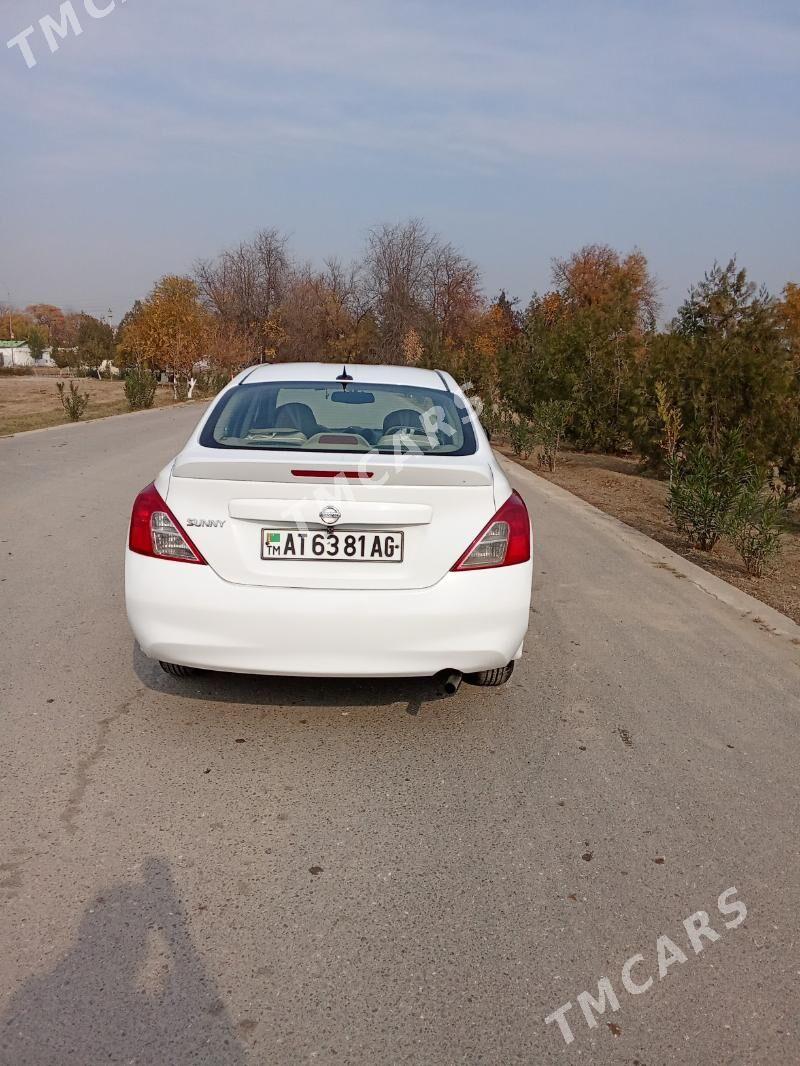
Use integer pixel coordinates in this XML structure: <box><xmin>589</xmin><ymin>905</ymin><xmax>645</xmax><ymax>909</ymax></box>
<box><xmin>1</xmin><ymin>406</ymin><xmax>799</xmax><ymax>1066</ymax></box>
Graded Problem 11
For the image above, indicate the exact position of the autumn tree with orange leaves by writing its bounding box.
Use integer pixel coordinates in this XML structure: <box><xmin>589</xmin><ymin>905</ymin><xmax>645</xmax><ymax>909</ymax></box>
<box><xmin>120</xmin><ymin>276</ymin><xmax>211</xmax><ymax>399</ymax></box>
<box><xmin>777</xmin><ymin>283</ymin><xmax>800</xmax><ymax>368</ymax></box>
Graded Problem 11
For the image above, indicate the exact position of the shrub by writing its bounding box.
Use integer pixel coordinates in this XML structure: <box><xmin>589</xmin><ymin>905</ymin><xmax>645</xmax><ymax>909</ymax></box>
<box><xmin>531</xmin><ymin>399</ymin><xmax>572</xmax><ymax>472</ymax></box>
<box><xmin>654</xmin><ymin>381</ymin><xmax>682</xmax><ymax>475</ymax></box>
<box><xmin>476</xmin><ymin>399</ymin><xmax>509</xmax><ymax>441</ymax></box>
<box><xmin>667</xmin><ymin>431</ymin><xmax>749</xmax><ymax>551</ymax></box>
<box><xmin>509</xmin><ymin>417</ymin><xmax>535</xmax><ymax>460</ymax></box>
<box><xmin>124</xmin><ymin>367</ymin><xmax>157</xmax><ymax>410</ymax></box>
<box><xmin>630</xmin><ymin>261</ymin><xmax>796</xmax><ymax>475</ymax></box>
<box><xmin>728</xmin><ymin>472</ymin><xmax>788</xmax><ymax>577</ymax></box>
<box><xmin>194</xmin><ymin>370</ymin><xmax>230</xmax><ymax>399</ymax></box>
<box><xmin>56</xmin><ymin>380</ymin><xmax>89</xmax><ymax>422</ymax></box>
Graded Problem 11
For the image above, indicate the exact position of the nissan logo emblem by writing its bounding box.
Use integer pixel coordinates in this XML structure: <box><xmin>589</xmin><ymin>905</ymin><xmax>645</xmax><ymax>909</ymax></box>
<box><xmin>319</xmin><ymin>505</ymin><xmax>342</xmax><ymax>526</ymax></box>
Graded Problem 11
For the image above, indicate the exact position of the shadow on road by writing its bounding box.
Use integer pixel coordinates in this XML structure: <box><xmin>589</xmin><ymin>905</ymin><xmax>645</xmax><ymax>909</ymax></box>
<box><xmin>132</xmin><ymin>643</ymin><xmax>452</xmax><ymax>718</ymax></box>
<box><xmin>0</xmin><ymin>858</ymin><xmax>247</xmax><ymax>1066</ymax></box>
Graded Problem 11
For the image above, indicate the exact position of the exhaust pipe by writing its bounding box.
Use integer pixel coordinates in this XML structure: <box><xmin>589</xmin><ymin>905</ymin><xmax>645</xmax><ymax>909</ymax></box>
<box><xmin>437</xmin><ymin>669</ymin><xmax>463</xmax><ymax>695</ymax></box>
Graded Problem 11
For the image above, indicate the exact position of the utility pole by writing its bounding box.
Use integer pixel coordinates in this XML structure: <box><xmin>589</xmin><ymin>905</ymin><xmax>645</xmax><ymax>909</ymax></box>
<box><xmin>4</xmin><ymin>290</ymin><xmax>14</xmax><ymax>367</ymax></box>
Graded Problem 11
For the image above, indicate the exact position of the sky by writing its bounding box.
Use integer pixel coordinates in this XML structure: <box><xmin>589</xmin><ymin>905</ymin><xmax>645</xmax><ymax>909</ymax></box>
<box><xmin>1</xmin><ymin>0</ymin><xmax>798</xmax><ymax>323</ymax></box>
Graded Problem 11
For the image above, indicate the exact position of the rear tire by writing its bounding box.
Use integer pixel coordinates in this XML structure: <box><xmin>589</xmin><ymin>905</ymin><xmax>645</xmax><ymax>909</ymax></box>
<box><xmin>159</xmin><ymin>661</ymin><xmax>197</xmax><ymax>679</ymax></box>
<box><xmin>465</xmin><ymin>662</ymin><xmax>514</xmax><ymax>687</ymax></box>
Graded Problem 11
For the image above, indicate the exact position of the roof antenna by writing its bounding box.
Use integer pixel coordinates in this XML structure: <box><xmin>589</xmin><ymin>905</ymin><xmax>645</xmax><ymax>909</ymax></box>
<box><xmin>335</xmin><ymin>364</ymin><xmax>353</xmax><ymax>390</ymax></box>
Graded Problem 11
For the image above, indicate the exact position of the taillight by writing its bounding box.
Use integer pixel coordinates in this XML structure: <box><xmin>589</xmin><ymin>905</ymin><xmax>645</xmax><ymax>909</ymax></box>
<box><xmin>128</xmin><ymin>483</ymin><xmax>207</xmax><ymax>564</ymax></box>
<box><xmin>451</xmin><ymin>490</ymin><xmax>531</xmax><ymax>571</ymax></box>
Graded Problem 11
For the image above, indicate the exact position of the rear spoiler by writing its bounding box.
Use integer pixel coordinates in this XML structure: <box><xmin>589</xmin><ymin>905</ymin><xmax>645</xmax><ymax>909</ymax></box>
<box><xmin>172</xmin><ymin>452</ymin><xmax>493</xmax><ymax>488</ymax></box>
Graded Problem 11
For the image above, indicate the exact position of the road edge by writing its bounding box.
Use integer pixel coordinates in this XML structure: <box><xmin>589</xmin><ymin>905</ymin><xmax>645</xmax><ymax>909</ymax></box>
<box><xmin>0</xmin><ymin>398</ymin><xmax>207</xmax><ymax>441</ymax></box>
<box><xmin>499</xmin><ymin>453</ymin><xmax>800</xmax><ymax>647</ymax></box>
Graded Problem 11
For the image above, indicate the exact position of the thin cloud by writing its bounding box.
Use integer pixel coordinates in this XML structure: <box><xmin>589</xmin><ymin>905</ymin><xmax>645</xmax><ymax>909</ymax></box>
<box><xmin>1</xmin><ymin>1</ymin><xmax>797</xmax><ymax>314</ymax></box>
<box><xmin>3</xmin><ymin>0</ymin><xmax>797</xmax><ymax>175</ymax></box>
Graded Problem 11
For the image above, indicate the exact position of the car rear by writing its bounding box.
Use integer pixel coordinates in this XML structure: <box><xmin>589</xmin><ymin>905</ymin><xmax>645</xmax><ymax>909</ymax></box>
<box><xmin>125</xmin><ymin>364</ymin><xmax>533</xmax><ymax>679</ymax></box>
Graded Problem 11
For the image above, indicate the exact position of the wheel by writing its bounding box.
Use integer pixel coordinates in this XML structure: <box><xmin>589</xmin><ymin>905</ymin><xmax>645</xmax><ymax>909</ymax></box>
<box><xmin>159</xmin><ymin>661</ymin><xmax>197</xmax><ymax>678</ymax></box>
<box><xmin>465</xmin><ymin>662</ymin><xmax>515</xmax><ymax>687</ymax></box>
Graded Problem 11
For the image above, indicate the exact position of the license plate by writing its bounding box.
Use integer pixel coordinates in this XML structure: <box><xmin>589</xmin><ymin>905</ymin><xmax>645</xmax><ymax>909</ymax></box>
<box><xmin>261</xmin><ymin>529</ymin><xmax>404</xmax><ymax>563</ymax></box>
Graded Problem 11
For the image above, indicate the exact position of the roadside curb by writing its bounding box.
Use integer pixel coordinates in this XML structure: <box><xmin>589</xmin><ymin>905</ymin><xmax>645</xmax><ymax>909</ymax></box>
<box><xmin>499</xmin><ymin>454</ymin><xmax>800</xmax><ymax>647</ymax></box>
<box><xmin>0</xmin><ymin>399</ymin><xmax>208</xmax><ymax>441</ymax></box>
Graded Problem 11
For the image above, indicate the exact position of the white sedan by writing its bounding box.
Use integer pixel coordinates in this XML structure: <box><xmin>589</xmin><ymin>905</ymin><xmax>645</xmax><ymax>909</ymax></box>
<box><xmin>125</xmin><ymin>363</ymin><xmax>533</xmax><ymax>690</ymax></box>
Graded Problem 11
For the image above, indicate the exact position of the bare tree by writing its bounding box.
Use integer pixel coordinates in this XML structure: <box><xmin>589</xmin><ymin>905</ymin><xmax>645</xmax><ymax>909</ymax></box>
<box><xmin>363</xmin><ymin>219</ymin><xmax>482</xmax><ymax>362</ymax></box>
<box><xmin>252</xmin><ymin>228</ymin><xmax>291</xmax><ymax>323</ymax></box>
<box><xmin>321</xmin><ymin>257</ymin><xmax>375</xmax><ymax>358</ymax></box>
<box><xmin>363</xmin><ymin>219</ymin><xmax>438</xmax><ymax>362</ymax></box>
<box><xmin>194</xmin><ymin>219</ymin><xmax>481</xmax><ymax>366</ymax></box>
<box><xmin>279</xmin><ymin>258</ymin><xmax>373</xmax><ymax>362</ymax></box>
<box><xmin>424</xmin><ymin>241</ymin><xmax>482</xmax><ymax>353</ymax></box>
<box><xmin>195</xmin><ymin>228</ymin><xmax>291</xmax><ymax>362</ymax></box>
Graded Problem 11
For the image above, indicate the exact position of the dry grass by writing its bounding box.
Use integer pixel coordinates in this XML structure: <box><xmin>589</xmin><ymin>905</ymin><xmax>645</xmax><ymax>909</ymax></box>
<box><xmin>0</xmin><ymin>376</ymin><xmax>188</xmax><ymax>436</ymax></box>
<box><xmin>499</xmin><ymin>443</ymin><xmax>800</xmax><ymax>625</ymax></box>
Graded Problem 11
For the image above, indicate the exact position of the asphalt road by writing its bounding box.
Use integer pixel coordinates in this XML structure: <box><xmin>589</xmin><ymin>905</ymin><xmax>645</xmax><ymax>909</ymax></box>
<box><xmin>1</xmin><ymin>405</ymin><xmax>799</xmax><ymax>1066</ymax></box>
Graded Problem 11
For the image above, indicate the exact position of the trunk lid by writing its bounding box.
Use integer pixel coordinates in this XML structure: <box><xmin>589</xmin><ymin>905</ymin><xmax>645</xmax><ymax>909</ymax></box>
<box><xmin>166</xmin><ymin>451</ymin><xmax>497</xmax><ymax>590</ymax></box>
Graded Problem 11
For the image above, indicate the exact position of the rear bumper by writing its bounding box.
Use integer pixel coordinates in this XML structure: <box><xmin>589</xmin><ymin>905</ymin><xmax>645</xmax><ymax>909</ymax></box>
<box><xmin>125</xmin><ymin>552</ymin><xmax>533</xmax><ymax>677</ymax></box>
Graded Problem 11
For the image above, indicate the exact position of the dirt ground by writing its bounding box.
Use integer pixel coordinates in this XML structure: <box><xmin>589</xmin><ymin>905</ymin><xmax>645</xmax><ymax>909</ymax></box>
<box><xmin>0</xmin><ymin>376</ymin><xmax>186</xmax><ymax>436</ymax></box>
<box><xmin>498</xmin><ymin>443</ymin><xmax>800</xmax><ymax>626</ymax></box>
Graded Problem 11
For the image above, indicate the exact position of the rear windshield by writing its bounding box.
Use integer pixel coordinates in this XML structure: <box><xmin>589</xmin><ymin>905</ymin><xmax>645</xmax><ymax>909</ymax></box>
<box><xmin>199</xmin><ymin>380</ymin><xmax>478</xmax><ymax>456</ymax></box>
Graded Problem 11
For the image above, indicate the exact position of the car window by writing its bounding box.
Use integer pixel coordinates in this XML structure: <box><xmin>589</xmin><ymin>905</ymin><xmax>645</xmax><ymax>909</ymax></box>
<box><xmin>200</xmin><ymin>381</ymin><xmax>478</xmax><ymax>456</ymax></box>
